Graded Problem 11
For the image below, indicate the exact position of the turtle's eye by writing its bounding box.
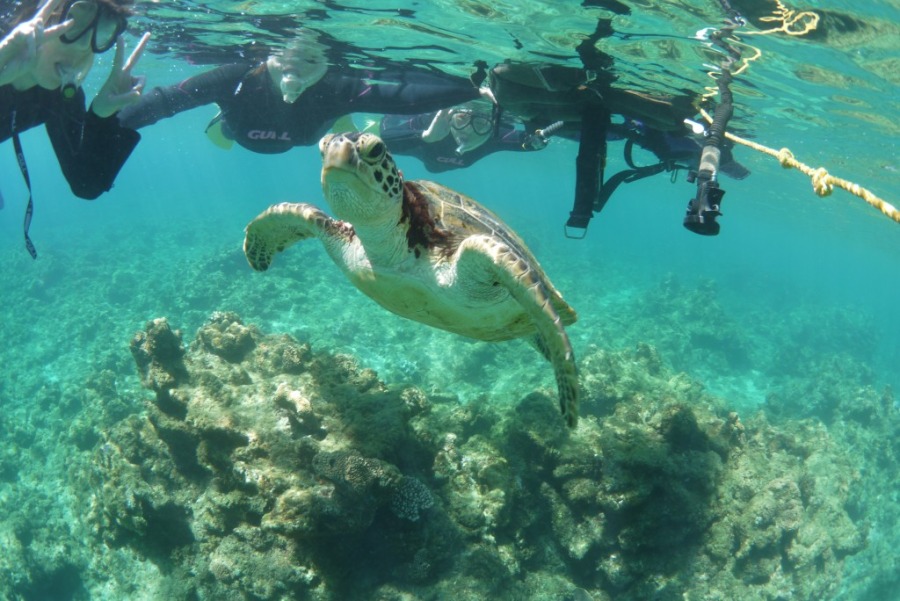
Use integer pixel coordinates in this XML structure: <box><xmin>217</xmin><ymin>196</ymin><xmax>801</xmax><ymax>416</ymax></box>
<box><xmin>362</xmin><ymin>140</ymin><xmax>386</xmax><ymax>164</ymax></box>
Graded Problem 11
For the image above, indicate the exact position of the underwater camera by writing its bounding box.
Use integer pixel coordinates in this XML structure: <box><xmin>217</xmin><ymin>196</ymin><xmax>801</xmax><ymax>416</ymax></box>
<box><xmin>684</xmin><ymin>145</ymin><xmax>725</xmax><ymax>236</ymax></box>
<box><xmin>683</xmin><ymin>173</ymin><xmax>724</xmax><ymax>235</ymax></box>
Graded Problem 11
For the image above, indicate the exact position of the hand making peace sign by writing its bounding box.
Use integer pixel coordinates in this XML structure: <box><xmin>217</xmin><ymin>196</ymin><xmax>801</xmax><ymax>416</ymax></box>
<box><xmin>0</xmin><ymin>0</ymin><xmax>76</xmax><ymax>87</ymax></box>
<box><xmin>0</xmin><ymin>0</ymin><xmax>150</xmax><ymax>113</ymax></box>
<box><xmin>91</xmin><ymin>31</ymin><xmax>150</xmax><ymax>117</ymax></box>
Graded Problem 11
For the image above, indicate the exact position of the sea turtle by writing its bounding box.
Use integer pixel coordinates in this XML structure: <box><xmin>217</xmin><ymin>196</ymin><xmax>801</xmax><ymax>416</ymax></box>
<box><xmin>243</xmin><ymin>132</ymin><xmax>579</xmax><ymax>427</ymax></box>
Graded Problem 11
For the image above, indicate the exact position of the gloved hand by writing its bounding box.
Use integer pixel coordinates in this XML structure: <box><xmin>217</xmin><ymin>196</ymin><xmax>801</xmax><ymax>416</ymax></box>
<box><xmin>91</xmin><ymin>32</ymin><xmax>150</xmax><ymax>118</ymax></box>
<box><xmin>0</xmin><ymin>0</ymin><xmax>74</xmax><ymax>87</ymax></box>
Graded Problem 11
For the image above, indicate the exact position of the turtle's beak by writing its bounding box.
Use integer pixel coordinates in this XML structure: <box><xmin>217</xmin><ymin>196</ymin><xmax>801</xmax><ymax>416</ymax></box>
<box><xmin>318</xmin><ymin>134</ymin><xmax>336</xmax><ymax>155</ymax></box>
<box><xmin>320</xmin><ymin>135</ymin><xmax>358</xmax><ymax>173</ymax></box>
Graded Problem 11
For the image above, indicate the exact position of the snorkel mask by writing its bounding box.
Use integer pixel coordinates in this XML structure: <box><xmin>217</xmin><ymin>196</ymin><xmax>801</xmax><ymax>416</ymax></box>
<box><xmin>53</xmin><ymin>0</ymin><xmax>127</xmax><ymax>94</ymax></box>
<box><xmin>58</xmin><ymin>0</ymin><xmax>128</xmax><ymax>53</ymax></box>
<box><xmin>277</xmin><ymin>59</ymin><xmax>327</xmax><ymax>104</ymax></box>
<box><xmin>449</xmin><ymin>109</ymin><xmax>492</xmax><ymax>155</ymax></box>
<box><xmin>268</xmin><ymin>34</ymin><xmax>329</xmax><ymax>104</ymax></box>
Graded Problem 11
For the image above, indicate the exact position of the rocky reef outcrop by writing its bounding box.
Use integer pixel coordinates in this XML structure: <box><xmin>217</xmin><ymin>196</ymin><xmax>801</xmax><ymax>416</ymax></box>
<box><xmin>82</xmin><ymin>312</ymin><xmax>873</xmax><ymax>600</ymax></box>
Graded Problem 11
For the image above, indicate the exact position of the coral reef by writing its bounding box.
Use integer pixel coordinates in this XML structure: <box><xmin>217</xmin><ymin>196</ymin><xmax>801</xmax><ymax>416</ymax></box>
<box><xmin>80</xmin><ymin>313</ymin><xmax>871</xmax><ymax>600</ymax></box>
<box><xmin>764</xmin><ymin>353</ymin><xmax>899</xmax><ymax>601</ymax></box>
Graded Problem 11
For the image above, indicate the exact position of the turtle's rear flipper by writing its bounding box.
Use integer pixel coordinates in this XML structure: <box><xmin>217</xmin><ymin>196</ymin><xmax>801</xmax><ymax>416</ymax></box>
<box><xmin>243</xmin><ymin>202</ymin><xmax>334</xmax><ymax>271</ymax></box>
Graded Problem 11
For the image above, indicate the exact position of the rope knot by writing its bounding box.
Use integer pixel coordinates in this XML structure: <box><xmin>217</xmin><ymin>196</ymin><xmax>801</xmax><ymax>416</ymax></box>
<box><xmin>811</xmin><ymin>167</ymin><xmax>833</xmax><ymax>197</ymax></box>
<box><xmin>776</xmin><ymin>148</ymin><xmax>794</xmax><ymax>168</ymax></box>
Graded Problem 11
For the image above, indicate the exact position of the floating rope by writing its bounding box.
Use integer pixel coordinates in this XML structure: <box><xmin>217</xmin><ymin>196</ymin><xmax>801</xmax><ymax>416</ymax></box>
<box><xmin>700</xmin><ymin>1</ymin><xmax>815</xmax><ymax>98</ymax></box>
<box><xmin>742</xmin><ymin>0</ymin><xmax>820</xmax><ymax>36</ymax></box>
<box><xmin>699</xmin><ymin>40</ymin><xmax>760</xmax><ymax>101</ymax></box>
<box><xmin>699</xmin><ymin>108</ymin><xmax>899</xmax><ymax>224</ymax></box>
<box><xmin>692</xmin><ymin>1</ymin><xmax>897</xmax><ymax>225</ymax></box>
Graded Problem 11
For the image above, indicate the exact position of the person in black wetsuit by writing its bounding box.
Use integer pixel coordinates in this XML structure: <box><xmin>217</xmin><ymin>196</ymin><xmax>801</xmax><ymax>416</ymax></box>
<box><xmin>379</xmin><ymin>103</ymin><xmax>544</xmax><ymax>172</ymax></box>
<box><xmin>117</xmin><ymin>40</ymin><xmax>483</xmax><ymax>154</ymax></box>
<box><xmin>378</xmin><ymin>102</ymin><xmax>749</xmax><ymax>184</ymax></box>
<box><xmin>484</xmin><ymin>60</ymin><xmax>745</xmax><ymax>234</ymax></box>
<box><xmin>608</xmin><ymin>117</ymin><xmax>749</xmax><ymax>180</ymax></box>
<box><xmin>1</xmin><ymin>0</ymin><xmax>149</xmax><ymax>200</ymax></box>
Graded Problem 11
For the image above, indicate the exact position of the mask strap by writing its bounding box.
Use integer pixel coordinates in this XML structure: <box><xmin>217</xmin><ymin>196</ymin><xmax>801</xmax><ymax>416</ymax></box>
<box><xmin>11</xmin><ymin>111</ymin><xmax>37</xmax><ymax>259</ymax></box>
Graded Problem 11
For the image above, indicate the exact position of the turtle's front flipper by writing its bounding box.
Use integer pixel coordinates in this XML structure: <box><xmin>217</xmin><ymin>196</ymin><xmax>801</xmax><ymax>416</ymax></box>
<box><xmin>243</xmin><ymin>202</ymin><xmax>337</xmax><ymax>271</ymax></box>
<box><xmin>456</xmin><ymin>236</ymin><xmax>579</xmax><ymax>428</ymax></box>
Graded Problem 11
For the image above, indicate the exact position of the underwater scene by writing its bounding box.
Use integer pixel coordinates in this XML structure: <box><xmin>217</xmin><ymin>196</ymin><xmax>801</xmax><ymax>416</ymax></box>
<box><xmin>0</xmin><ymin>0</ymin><xmax>898</xmax><ymax>600</ymax></box>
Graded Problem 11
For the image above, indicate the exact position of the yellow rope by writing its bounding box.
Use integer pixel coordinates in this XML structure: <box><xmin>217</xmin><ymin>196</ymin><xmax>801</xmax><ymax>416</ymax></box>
<box><xmin>700</xmin><ymin>41</ymin><xmax>761</xmax><ymax>101</ymax></box>
<box><xmin>699</xmin><ymin>109</ymin><xmax>900</xmax><ymax>224</ymax></box>
<box><xmin>692</xmin><ymin>2</ymin><xmax>897</xmax><ymax>224</ymax></box>
<box><xmin>700</xmin><ymin>1</ymin><xmax>816</xmax><ymax>99</ymax></box>
<box><xmin>742</xmin><ymin>0</ymin><xmax>820</xmax><ymax>36</ymax></box>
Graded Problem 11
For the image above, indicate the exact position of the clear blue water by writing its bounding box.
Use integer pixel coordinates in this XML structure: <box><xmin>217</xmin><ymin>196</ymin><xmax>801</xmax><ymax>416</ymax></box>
<box><xmin>0</xmin><ymin>1</ymin><xmax>898</xmax><ymax>600</ymax></box>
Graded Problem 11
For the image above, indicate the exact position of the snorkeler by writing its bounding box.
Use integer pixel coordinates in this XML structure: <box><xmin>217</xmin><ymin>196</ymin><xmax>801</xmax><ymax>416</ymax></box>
<box><xmin>484</xmin><ymin>60</ymin><xmax>716</xmax><ymax>234</ymax></box>
<box><xmin>0</xmin><ymin>0</ymin><xmax>150</xmax><ymax>256</ymax></box>
<box><xmin>1</xmin><ymin>0</ymin><xmax>149</xmax><ymax>195</ymax></box>
<box><xmin>117</xmin><ymin>36</ymin><xmax>484</xmax><ymax>154</ymax></box>
<box><xmin>378</xmin><ymin>102</ymin><xmax>547</xmax><ymax>172</ymax></box>
<box><xmin>378</xmin><ymin>102</ymin><xmax>749</xmax><ymax>185</ymax></box>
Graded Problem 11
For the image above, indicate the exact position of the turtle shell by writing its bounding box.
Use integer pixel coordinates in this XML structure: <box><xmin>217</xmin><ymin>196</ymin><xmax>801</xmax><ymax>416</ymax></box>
<box><xmin>402</xmin><ymin>179</ymin><xmax>576</xmax><ymax>326</ymax></box>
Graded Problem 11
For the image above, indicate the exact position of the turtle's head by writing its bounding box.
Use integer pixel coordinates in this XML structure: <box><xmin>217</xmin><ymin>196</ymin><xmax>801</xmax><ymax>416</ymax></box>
<box><xmin>319</xmin><ymin>132</ymin><xmax>403</xmax><ymax>226</ymax></box>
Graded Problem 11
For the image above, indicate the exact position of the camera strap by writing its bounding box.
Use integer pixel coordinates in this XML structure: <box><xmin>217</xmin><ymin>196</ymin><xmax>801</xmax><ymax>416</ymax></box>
<box><xmin>10</xmin><ymin>110</ymin><xmax>37</xmax><ymax>259</ymax></box>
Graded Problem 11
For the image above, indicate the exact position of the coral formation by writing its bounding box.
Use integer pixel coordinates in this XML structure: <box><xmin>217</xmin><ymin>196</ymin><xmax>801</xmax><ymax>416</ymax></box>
<box><xmin>80</xmin><ymin>313</ymin><xmax>874</xmax><ymax>600</ymax></box>
<box><xmin>764</xmin><ymin>353</ymin><xmax>899</xmax><ymax>601</ymax></box>
<box><xmin>390</xmin><ymin>476</ymin><xmax>435</xmax><ymax>522</ymax></box>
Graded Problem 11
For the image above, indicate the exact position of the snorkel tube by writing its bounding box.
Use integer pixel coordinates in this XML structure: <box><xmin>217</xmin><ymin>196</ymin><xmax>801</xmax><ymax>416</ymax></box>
<box><xmin>684</xmin><ymin>67</ymin><xmax>733</xmax><ymax>235</ymax></box>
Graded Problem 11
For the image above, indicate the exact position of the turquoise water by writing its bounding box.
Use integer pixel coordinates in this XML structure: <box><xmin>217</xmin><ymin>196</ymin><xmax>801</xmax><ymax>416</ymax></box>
<box><xmin>1</xmin><ymin>1</ymin><xmax>898</xmax><ymax>600</ymax></box>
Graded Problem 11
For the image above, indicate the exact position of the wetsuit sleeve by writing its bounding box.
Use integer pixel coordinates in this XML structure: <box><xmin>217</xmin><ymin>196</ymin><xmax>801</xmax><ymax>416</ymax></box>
<box><xmin>44</xmin><ymin>89</ymin><xmax>140</xmax><ymax>200</ymax></box>
<box><xmin>378</xmin><ymin>113</ymin><xmax>434</xmax><ymax>147</ymax></box>
<box><xmin>331</xmin><ymin>69</ymin><xmax>480</xmax><ymax>114</ymax></box>
<box><xmin>117</xmin><ymin>63</ymin><xmax>253</xmax><ymax>130</ymax></box>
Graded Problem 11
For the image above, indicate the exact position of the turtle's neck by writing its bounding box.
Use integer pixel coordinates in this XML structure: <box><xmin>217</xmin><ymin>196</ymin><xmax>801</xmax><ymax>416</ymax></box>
<box><xmin>352</xmin><ymin>215</ymin><xmax>410</xmax><ymax>266</ymax></box>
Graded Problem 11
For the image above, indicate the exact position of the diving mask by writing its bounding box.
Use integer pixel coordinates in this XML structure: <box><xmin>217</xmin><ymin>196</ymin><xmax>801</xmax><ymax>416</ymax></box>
<box><xmin>58</xmin><ymin>0</ymin><xmax>128</xmax><ymax>54</ymax></box>
<box><xmin>449</xmin><ymin>109</ymin><xmax>492</xmax><ymax>155</ymax></box>
<box><xmin>269</xmin><ymin>52</ymin><xmax>328</xmax><ymax>104</ymax></box>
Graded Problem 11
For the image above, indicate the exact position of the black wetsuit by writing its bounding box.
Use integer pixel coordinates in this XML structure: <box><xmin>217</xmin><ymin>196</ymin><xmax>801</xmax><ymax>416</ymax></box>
<box><xmin>380</xmin><ymin>112</ymin><xmax>536</xmax><ymax>172</ymax></box>
<box><xmin>118</xmin><ymin>63</ymin><xmax>481</xmax><ymax>153</ymax></box>
<box><xmin>607</xmin><ymin>120</ymin><xmax>749</xmax><ymax>180</ymax></box>
<box><xmin>488</xmin><ymin>62</ymin><xmax>687</xmax><ymax>229</ymax></box>
<box><xmin>380</xmin><ymin>111</ymin><xmax>749</xmax><ymax>179</ymax></box>
<box><xmin>1</xmin><ymin>84</ymin><xmax>140</xmax><ymax>199</ymax></box>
